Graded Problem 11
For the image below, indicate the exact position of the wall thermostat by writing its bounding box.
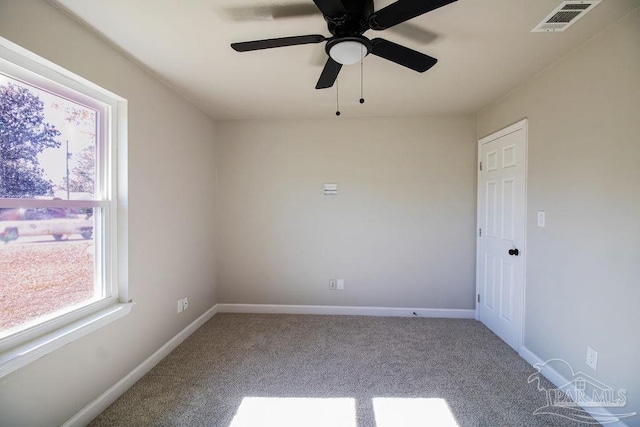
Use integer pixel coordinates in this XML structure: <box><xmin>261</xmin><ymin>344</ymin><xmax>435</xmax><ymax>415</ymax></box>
<box><xmin>323</xmin><ymin>183</ymin><xmax>338</xmax><ymax>196</ymax></box>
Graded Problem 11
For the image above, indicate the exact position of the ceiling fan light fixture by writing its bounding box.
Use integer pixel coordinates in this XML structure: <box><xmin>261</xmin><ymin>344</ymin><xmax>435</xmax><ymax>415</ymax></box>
<box><xmin>329</xmin><ymin>41</ymin><xmax>367</xmax><ymax>65</ymax></box>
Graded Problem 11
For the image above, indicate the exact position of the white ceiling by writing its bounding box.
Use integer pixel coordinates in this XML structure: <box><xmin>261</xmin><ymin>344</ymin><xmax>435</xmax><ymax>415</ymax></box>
<box><xmin>52</xmin><ymin>0</ymin><xmax>639</xmax><ymax>120</ymax></box>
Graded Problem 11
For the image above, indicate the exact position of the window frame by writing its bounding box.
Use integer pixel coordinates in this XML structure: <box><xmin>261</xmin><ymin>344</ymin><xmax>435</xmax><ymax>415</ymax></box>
<box><xmin>0</xmin><ymin>36</ymin><xmax>130</xmax><ymax>377</ymax></box>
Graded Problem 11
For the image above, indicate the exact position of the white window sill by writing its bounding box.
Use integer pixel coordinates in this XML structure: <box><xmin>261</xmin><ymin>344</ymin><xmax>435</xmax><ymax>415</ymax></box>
<box><xmin>0</xmin><ymin>302</ymin><xmax>133</xmax><ymax>378</ymax></box>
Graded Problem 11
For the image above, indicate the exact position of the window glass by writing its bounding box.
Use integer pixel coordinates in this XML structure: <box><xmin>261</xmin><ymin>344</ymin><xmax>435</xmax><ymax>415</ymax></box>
<box><xmin>0</xmin><ymin>74</ymin><xmax>97</xmax><ymax>200</ymax></box>
<box><xmin>0</xmin><ymin>206</ymin><xmax>99</xmax><ymax>335</ymax></box>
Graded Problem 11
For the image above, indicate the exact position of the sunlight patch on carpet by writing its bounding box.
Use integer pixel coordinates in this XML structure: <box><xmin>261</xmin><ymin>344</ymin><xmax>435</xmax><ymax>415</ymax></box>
<box><xmin>373</xmin><ymin>397</ymin><xmax>459</xmax><ymax>427</ymax></box>
<box><xmin>229</xmin><ymin>397</ymin><xmax>356</xmax><ymax>427</ymax></box>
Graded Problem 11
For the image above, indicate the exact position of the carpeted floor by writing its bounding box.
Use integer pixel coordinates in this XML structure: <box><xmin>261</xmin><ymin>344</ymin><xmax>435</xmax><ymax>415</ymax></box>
<box><xmin>90</xmin><ymin>314</ymin><xmax>592</xmax><ymax>426</ymax></box>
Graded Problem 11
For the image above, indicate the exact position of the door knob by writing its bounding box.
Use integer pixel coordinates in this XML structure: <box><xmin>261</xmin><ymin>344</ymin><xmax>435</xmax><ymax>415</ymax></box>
<box><xmin>508</xmin><ymin>248</ymin><xmax>519</xmax><ymax>256</ymax></box>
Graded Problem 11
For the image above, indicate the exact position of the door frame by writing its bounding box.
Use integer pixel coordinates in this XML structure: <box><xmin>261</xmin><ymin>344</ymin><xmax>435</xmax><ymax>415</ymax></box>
<box><xmin>475</xmin><ymin>118</ymin><xmax>529</xmax><ymax>353</ymax></box>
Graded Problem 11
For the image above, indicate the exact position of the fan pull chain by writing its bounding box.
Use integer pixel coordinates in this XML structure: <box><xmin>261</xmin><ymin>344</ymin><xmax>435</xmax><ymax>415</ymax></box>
<box><xmin>360</xmin><ymin>45</ymin><xmax>365</xmax><ymax>104</ymax></box>
<box><xmin>335</xmin><ymin>64</ymin><xmax>341</xmax><ymax>116</ymax></box>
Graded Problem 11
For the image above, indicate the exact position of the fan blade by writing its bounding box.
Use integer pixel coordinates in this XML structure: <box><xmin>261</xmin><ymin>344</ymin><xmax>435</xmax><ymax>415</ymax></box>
<box><xmin>369</xmin><ymin>0</ymin><xmax>457</xmax><ymax>30</ymax></box>
<box><xmin>389</xmin><ymin>23</ymin><xmax>439</xmax><ymax>45</ymax></box>
<box><xmin>225</xmin><ymin>4</ymin><xmax>320</xmax><ymax>21</ymax></box>
<box><xmin>231</xmin><ymin>35</ymin><xmax>326</xmax><ymax>52</ymax></box>
<box><xmin>313</xmin><ymin>0</ymin><xmax>346</xmax><ymax>18</ymax></box>
<box><xmin>316</xmin><ymin>57</ymin><xmax>342</xmax><ymax>89</ymax></box>
<box><xmin>370</xmin><ymin>38</ymin><xmax>437</xmax><ymax>72</ymax></box>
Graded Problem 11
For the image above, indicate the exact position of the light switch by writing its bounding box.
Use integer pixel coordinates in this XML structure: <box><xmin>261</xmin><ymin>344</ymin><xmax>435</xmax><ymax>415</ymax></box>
<box><xmin>537</xmin><ymin>211</ymin><xmax>545</xmax><ymax>228</ymax></box>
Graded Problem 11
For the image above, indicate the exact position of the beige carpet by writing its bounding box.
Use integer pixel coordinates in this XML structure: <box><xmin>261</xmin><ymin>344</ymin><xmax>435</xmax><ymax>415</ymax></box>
<box><xmin>90</xmin><ymin>314</ymin><xmax>591</xmax><ymax>426</ymax></box>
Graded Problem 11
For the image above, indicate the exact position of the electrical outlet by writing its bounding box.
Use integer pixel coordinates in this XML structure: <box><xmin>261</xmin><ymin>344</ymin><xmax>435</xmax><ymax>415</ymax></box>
<box><xmin>177</xmin><ymin>299</ymin><xmax>184</xmax><ymax>313</ymax></box>
<box><xmin>329</xmin><ymin>279</ymin><xmax>337</xmax><ymax>290</ymax></box>
<box><xmin>586</xmin><ymin>346</ymin><xmax>598</xmax><ymax>370</ymax></box>
<box><xmin>336</xmin><ymin>279</ymin><xmax>344</xmax><ymax>290</ymax></box>
<box><xmin>183</xmin><ymin>297</ymin><xmax>189</xmax><ymax>310</ymax></box>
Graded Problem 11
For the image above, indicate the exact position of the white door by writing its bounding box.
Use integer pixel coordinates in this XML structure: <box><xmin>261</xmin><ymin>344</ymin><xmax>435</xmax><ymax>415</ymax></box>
<box><xmin>477</xmin><ymin>119</ymin><xmax>527</xmax><ymax>351</ymax></box>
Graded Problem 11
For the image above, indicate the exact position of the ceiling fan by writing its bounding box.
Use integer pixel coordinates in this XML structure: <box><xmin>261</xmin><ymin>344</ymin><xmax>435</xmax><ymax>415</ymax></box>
<box><xmin>231</xmin><ymin>0</ymin><xmax>457</xmax><ymax>90</ymax></box>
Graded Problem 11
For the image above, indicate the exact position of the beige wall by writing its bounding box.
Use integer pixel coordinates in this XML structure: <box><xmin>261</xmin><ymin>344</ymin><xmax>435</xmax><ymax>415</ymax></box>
<box><xmin>0</xmin><ymin>1</ymin><xmax>217</xmax><ymax>425</ymax></box>
<box><xmin>216</xmin><ymin>116</ymin><xmax>477</xmax><ymax>309</ymax></box>
<box><xmin>478</xmin><ymin>8</ymin><xmax>640</xmax><ymax>416</ymax></box>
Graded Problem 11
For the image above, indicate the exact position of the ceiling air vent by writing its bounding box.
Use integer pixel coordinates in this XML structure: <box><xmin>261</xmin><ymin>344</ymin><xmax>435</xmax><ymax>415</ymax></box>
<box><xmin>532</xmin><ymin>1</ymin><xmax>601</xmax><ymax>32</ymax></box>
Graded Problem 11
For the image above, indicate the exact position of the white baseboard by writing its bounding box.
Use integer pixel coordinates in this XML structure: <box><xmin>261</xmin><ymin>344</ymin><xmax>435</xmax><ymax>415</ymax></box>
<box><xmin>519</xmin><ymin>345</ymin><xmax>546</xmax><ymax>371</ymax></box>
<box><xmin>519</xmin><ymin>346</ymin><xmax>632</xmax><ymax>427</ymax></box>
<box><xmin>216</xmin><ymin>303</ymin><xmax>475</xmax><ymax>319</ymax></box>
<box><xmin>63</xmin><ymin>304</ymin><xmax>219</xmax><ymax>427</ymax></box>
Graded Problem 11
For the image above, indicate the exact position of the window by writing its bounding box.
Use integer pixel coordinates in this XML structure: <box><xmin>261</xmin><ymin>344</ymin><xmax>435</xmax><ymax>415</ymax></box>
<box><xmin>0</xmin><ymin>37</ymin><xmax>129</xmax><ymax>376</ymax></box>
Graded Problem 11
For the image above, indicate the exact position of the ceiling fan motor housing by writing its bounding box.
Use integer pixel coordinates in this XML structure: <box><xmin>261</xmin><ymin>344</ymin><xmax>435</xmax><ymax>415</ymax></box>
<box><xmin>325</xmin><ymin>0</ymin><xmax>374</xmax><ymax>36</ymax></box>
